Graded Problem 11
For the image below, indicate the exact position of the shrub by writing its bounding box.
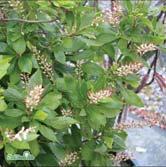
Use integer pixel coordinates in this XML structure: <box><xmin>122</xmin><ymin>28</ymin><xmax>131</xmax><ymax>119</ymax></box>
<box><xmin>0</xmin><ymin>0</ymin><xmax>165</xmax><ymax>166</ymax></box>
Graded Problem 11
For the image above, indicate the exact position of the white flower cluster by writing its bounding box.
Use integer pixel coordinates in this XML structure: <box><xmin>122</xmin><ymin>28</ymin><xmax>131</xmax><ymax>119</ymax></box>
<box><xmin>25</xmin><ymin>85</ymin><xmax>44</xmax><ymax>111</ymax></box>
<box><xmin>137</xmin><ymin>43</ymin><xmax>157</xmax><ymax>55</ymax></box>
<box><xmin>31</xmin><ymin>46</ymin><xmax>54</xmax><ymax>82</ymax></box>
<box><xmin>8</xmin><ymin>0</ymin><xmax>24</xmax><ymax>12</ymax></box>
<box><xmin>5</xmin><ymin>126</ymin><xmax>36</xmax><ymax>142</ymax></box>
<box><xmin>115</xmin><ymin>62</ymin><xmax>142</xmax><ymax>77</ymax></box>
<box><xmin>61</xmin><ymin>108</ymin><xmax>72</xmax><ymax>117</ymax></box>
<box><xmin>59</xmin><ymin>152</ymin><xmax>79</xmax><ymax>167</ymax></box>
<box><xmin>36</xmin><ymin>55</ymin><xmax>54</xmax><ymax>82</ymax></box>
<box><xmin>88</xmin><ymin>88</ymin><xmax>113</xmax><ymax>104</ymax></box>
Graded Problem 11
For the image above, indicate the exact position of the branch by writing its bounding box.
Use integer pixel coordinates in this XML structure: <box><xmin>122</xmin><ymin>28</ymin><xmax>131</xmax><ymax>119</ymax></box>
<box><xmin>135</xmin><ymin>50</ymin><xmax>159</xmax><ymax>93</ymax></box>
<box><xmin>145</xmin><ymin>50</ymin><xmax>158</xmax><ymax>86</ymax></box>
<box><xmin>0</xmin><ymin>18</ymin><xmax>59</xmax><ymax>24</ymax></box>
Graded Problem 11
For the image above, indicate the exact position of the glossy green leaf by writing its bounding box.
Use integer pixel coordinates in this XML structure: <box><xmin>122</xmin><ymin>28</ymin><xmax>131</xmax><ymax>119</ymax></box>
<box><xmin>4</xmin><ymin>109</ymin><xmax>24</xmax><ymax>117</ymax></box>
<box><xmin>33</xmin><ymin>110</ymin><xmax>48</xmax><ymax>121</ymax></box>
<box><xmin>29</xmin><ymin>140</ymin><xmax>40</xmax><ymax>157</ymax></box>
<box><xmin>28</xmin><ymin>69</ymin><xmax>43</xmax><ymax>88</ymax></box>
<box><xmin>13</xmin><ymin>38</ymin><xmax>26</xmax><ymax>55</ymax></box>
<box><xmin>45</xmin><ymin>116</ymin><xmax>78</xmax><ymax>129</ymax></box>
<box><xmin>0</xmin><ymin>56</ymin><xmax>11</xmax><ymax>79</ymax></box>
<box><xmin>121</xmin><ymin>88</ymin><xmax>143</xmax><ymax>107</ymax></box>
<box><xmin>18</xmin><ymin>55</ymin><xmax>32</xmax><ymax>73</ymax></box>
<box><xmin>0</xmin><ymin>99</ymin><xmax>7</xmax><ymax>112</ymax></box>
<box><xmin>39</xmin><ymin>124</ymin><xmax>57</xmax><ymax>142</ymax></box>
<box><xmin>39</xmin><ymin>92</ymin><xmax>62</xmax><ymax>110</ymax></box>
<box><xmin>11</xmin><ymin>141</ymin><xmax>30</xmax><ymax>150</ymax></box>
<box><xmin>54</xmin><ymin>50</ymin><xmax>66</xmax><ymax>64</ymax></box>
<box><xmin>103</xmin><ymin>137</ymin><xmax>113</xmax><ymax>149</ymax></box>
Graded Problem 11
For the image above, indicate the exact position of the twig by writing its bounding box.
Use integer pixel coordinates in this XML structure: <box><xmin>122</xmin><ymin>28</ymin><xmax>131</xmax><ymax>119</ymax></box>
<box><xmin>0</xmin><ymin>18</ymin><xmax>59</xmax><ymax>24</ymax></box>
<box><xmin>135</xmin><ymin>50</ymin><xmax>159</xmax><ymax>93</ymax></box>
<box><xmin>145</xmin><ymin>50</ymin><xmax>158</xmax><ymax>86</ymax></box>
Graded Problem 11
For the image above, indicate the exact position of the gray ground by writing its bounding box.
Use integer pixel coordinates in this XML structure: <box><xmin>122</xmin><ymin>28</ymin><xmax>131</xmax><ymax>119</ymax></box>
<box><xmin>126</xmin><ymin>114</ymin><xmax>166</xmax><ymax>166</ymax></box>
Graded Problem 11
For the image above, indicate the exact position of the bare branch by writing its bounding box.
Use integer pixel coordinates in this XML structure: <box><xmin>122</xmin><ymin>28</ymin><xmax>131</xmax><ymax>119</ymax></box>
<box><xmin>0</xmin><ymin>18</ymin><xmax>59</xmax><ymax>24</ymax></box>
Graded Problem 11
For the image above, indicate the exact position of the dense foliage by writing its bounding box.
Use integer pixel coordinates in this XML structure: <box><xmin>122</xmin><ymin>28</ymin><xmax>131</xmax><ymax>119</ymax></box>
<box><xmin>0</xmin><ymin>0</ymin><xmax>165</xmax><ymax>166</ymax></box>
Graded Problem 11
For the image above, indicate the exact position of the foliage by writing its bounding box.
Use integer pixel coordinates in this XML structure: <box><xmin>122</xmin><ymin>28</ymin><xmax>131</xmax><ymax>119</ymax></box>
<box><xmin>0</xmin><ymin>0</ymin><xmax>165</xmax><ymax>166</ymax></box>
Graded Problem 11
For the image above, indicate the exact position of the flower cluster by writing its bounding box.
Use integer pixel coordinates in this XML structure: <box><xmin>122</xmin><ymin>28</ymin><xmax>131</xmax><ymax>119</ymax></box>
<box><xmin>91</xmin><ymin>14</ymin><xmax>104</xmax><ymax>26</ymax></box>
<box><xmin>20</xmin><ymin>72</ymin><xmax>30</xmax><ymax>88</ymax></box>
<box><xmin>137</xmin><ymin>43</ymin><xmax>157</xmax><ymax>55</ymax></box>
<box><xmin>59</xmin><ymin>152</ymin><xmax>79</xmax><ymax>167</ymax></box>
<box><xmin>8</xmin><ymin>0</ymin><xmax>24</xmax><ymax>13</ymax></box>
<box><xmin>111</xmin><ymin>152</ymin><xmax>133</xmax><ymax>164</ymax></box>
<box><xmin>75</xmin><ymin>60</ymin><xmax>84</xmax><ymax>79</ymax></box>
<box><xmin>32</xmin><ymin>46</ymin><xmax>54</xmax><ymax>82</ymax></box>
<box><xmin>36</xmin><ymin>55</ymin><xmax>54</xmax><ymax>82</ymax></box>
<box><xmin>102</xmin><ymin>0</ymin><xmax>122</xmax><ymax>25</ymax></box>
<box><xmin>61</xmin><ymin>108</ymin><xmax>73</xmax><ymax>117</ymax></box>
<box><xmin>5</xmin><ymin>127</ymin><xmax>36</xmax><ymax>142</ymax></box>
<box><xmin>88</xmin><ymin>88</ymin><xmax>113</xmax><ymax>104</ymax></box>
<box><xmin>114</xmin><ymin>62</ymin><xmax>142</xmax><ymax>77</ymax></box>
<box><xmin>25</xmin><ymin>85</ymin><xmax>44</xmax><ymax>112</ymax></box>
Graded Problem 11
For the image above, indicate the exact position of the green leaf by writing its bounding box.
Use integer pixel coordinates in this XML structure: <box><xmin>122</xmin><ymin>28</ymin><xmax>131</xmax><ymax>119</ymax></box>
<box><xmin>4</xmin><ymin>87</ymin><xmax>24</xmax><ymax>102</ymax></box>
<box><xmin>29</xmin><ymin>140</ymin><xmax>40</xmax><ymax>157</ymax></box>
<box><xmin>28</xmin><ymin>69</ymin><xmax>43</xmax><ymax>88</ymax></box>
<box><xmin>33</xmin><ymin>110</ymin><xmax>48</xmax><ymax>121</ymax></box>
<box><xmin>102</xmin><ymin>43</ymin><xmax>115</xmax><ymax>58</ymax></box>
<box><xmin>94</xmin><ymin>144</ymin><xmax>107</xmax><ymax>154</ymax></box>
<box><xmin>54</xmin><ymin>50</ymin><xmax>66</xmax><ymax>64</ymax></box>
<box><xmin>5</xmin><ymin>109</ymin><xmax>24</xmax><ymax>117</ymax></box>
<box><xmin>103</xmin><ymin>137</ymin><xmax>113</xmax><ymax>149</ymax></box>
<box><xmin>112</xmin><ymin>135</ymin><xmax>126</xmax><ymax>152</ymax></box>
<box><xmin>39</xmin><ymin>124</ymin><xmax>57</xmax><ymax>142</ymax></box>
<box><xmin>0</xmin><ymin>99</ymin><xmax>7</xmax><ymax>112</ymax></box>
<box><xmin>48</xmin><ymin>143</ymin><xmax>65</xmax><ymax>160</ymax></box>
<box><xmin>123</xmin><ymin>0</ymin><xmax>132</xmax><ymax>12</ymax></box>
<box><xmin>5</xmin><ymin>144</ymin><xmax>16</xmax><ymax>155</ymax></box>
<box><xmin>0</xmin><ymin>115</ymin><xmax>21</xmax><ymax>128</ymax></box>
<box><xmin>13</xmin><ymin>38</ymin><xmax>26</xmax><ymax>55</ymax></box>
<box><xmin>96</xmin><ymin>33</ymin><xmax>117</xmax><ymax>45</ymax></box>
<box><xmin>63</xmin><ymin>37</ymin><xmax>73</xmax><ymax>48</ymax></box>
<box><xmin>18</xmin><ymin>55</ymin><xmax>32</xmax><ymax>73</ymax></box>
<box><xmin>36</xmin><ymin>154</ymin><xmax>58</xmax><ymax>167</ymax></box>
<box><xmin>39</xmin><ymin>92</ymin><xmax>62</xmax><ymax>110</ymax></box>
<box><xmin>0</xmin><ymin>42</ymin><xmax>7</xmax><ymax>53</ymax></box>
<box><xmin>63</xmin><ymin>125</ymin><xmax>81</xmax><ymax>149</ymax></box>
<box><xmin>11</xmin><ymin>141</ymin><xmax>30</xmax><ymax>150</ymax></box>
<box><xmin>124</xmin><ymin>75</ymin><xmax>140</xmax><ymax>88</ymax></box>
<box><xmin>45</xmin><ymin>117</ymin><xmax>78</xmax><ymax>129</ymax></box>
<box><xmin>81</xmin><ymin>141</ymin><xmax>96</xmax><ymax>161</ymax></box>
<box><xmin>86</xmin><ymin>105</ymin><xmax>107</xmax><ymax>130</ymax></box>
<box><xmin>53</xmin><ymin>0</ymin><xmax>76</xmax><ymax>9</ymax></box>
<box><xmin>121</xmin><ymin>88</ymin><xmax>143</xmax><ymax>107</ymax></box>
<box><xmin>0</xmin><ymin>55</ymin><xmax>11</xmax><ymax>79</ymax></box>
